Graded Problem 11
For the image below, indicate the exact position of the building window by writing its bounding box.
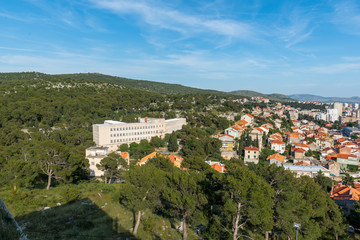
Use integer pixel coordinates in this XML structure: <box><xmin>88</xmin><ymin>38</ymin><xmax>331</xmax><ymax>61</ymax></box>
<box><xmin>248</xmin><ymin>155</ymin><xmax>250</xmax><ymax>158</ymax></box>
<box><xmin>91</xmin><ymin>161</ymin><xmax>95</xmax><ymax>165</ymax></box>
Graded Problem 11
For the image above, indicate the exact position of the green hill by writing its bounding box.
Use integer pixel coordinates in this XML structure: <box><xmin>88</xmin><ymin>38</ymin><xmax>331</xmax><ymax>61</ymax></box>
<box><xmin>230</xmin><ymin>90</ymin><xmax>292</xmax><ymax>101</ymax></box>
<box><xmin>0</xmin><ymin>72</ymin><xmax>293</xmax><ymax>101</ymax></box>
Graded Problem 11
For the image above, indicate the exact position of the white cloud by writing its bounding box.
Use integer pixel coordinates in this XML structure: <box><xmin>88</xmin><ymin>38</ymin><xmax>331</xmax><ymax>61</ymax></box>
<box><xmin>88</xmin><ymin>0</ymin><xmax>254</xmax><ymax>40</ymax></box>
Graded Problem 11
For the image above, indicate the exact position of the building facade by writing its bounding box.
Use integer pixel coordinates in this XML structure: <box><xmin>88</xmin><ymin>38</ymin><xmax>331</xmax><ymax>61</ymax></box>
<box><xmin>93</xmin><ymin>117</ymin><xmax>186</xmax><ymax>151</ymax></box>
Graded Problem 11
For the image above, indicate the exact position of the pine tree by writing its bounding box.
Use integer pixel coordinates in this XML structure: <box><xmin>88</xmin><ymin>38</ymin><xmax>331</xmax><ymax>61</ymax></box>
<box><xmin>168</xmin><ymin>131</ymin><xmax>179</xmax><ymax>152</ymax></box>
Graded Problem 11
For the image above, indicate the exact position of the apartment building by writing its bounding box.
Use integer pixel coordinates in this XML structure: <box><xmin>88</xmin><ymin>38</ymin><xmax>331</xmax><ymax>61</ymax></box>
<box><xmin>93</xmin><ymin>117</ymin><xmax>186</xmax><ymax>151</ymax></box>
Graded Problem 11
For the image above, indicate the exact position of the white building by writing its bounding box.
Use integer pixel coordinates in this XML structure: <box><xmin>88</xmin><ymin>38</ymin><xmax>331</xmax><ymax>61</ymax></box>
<box><xmin>283</xmin><ymin>165</ymin><xmax>330</xmax><ymax>178</ymax></box>
<box><xmin>85</xmin><ymin>147</ymin><xmax>130</xmax><ymax>177</ymax></box>
<box><xmin>326</xmin><ymin>109</ymin><xmax>339</xmax><ymax>122</ymax></box>
<box><xmin>333</xmin><ymin>102</ymin><xmax>343</xmax><ymax>117</ymax></box>
<box><xmin>93</xmin><ymin>117</ymin><xmax>186</xmax><ymax>151</ymax></box>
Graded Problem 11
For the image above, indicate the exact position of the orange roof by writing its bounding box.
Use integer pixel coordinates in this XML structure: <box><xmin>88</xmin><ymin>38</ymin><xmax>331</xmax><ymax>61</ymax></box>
<box><xmin>232</xmin><ymin>125</ymin><xmax>241</xmax><ymax>130</ymax></box>
<box><xmin>331</xmin><ymin>184</ymin><xmax>360</xmax><ymax>201</ymax></box>
<box><xmin>295</xmin><ymin>161</ymin><xmax>310</xmax><ymax>166</ymax></box>
<box><xmin>137</xmin><ymin>152</ymin><xmax>157</xmax><ymax>166</ymax></box>
<box><xmin>240</xmin><ymin>119</ymin><xmax>248</xmax><ymax>124</ymax></box>
<box><xmin>293</xmin><ymin>143</ymin><xmax>309</xmax><ymax>148</ymax></box>
<box><xmin>211</xmin><ymin>164</ymin><xmax>226</xmax><ymax>173</ymax></box>
<box><xmin>168</xmin><ymin>154</ymin><xmax>183</xmax><ymax>163</ymax></box>
<box><xmin>271</xmin><ymin>140</ymin><xmax>285</xmax><ymax>145</ymax></box>
<box><xmin>292</xmin><ymin>148</ymin><xmax>306</xmax><ymax>153</ymax></box>
<box><xmin>219</xmin><ymin>134</ymin><xmax>235</xmax><ymax>139</ymax></box>
<box><xmin>121</xmin><ymin>152</ymin><xmax>129</xmax><ymax>159</ymax></box>
<box><xmin>337</xmin><ymin>153</ymin><xmax>357</xmax><ymax>159</ymax></box>
<box><xmin>246</xmin><ymin>114</ymin><xmax>254</xmax><ymax>118</ymax></box>
<box><xmin>267</xmin><ymin>153</ymin><xmax>285</xmax><ymax>162</ymax></box>
<box><xmin>289</xmin><ymin>133</ymin><xmax>299</xmax><ymax>138</ymax></box>
<box><xmin>245</xmin><ymin>146</ymin><xmax>259</xmax><ymax>151</ymax></box>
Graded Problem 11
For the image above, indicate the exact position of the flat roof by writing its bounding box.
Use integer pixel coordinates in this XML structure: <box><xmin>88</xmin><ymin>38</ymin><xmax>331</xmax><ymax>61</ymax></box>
<box><xmin>165</xmin><ymin>118</ymin><xmax>186</xmax><ymax>122</ymax></box>
<box><xmin>283</xmin><ymin>165</ymin><xmax>330</xmax><ymax>172</ymax></box>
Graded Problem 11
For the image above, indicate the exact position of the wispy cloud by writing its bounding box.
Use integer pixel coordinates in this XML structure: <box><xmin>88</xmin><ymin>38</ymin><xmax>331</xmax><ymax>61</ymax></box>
<box><xmin>332</xmin><ymin>0</ymin><xmax>360</xmax><ymax>35</ymax></box>
<box><xmin>0</xmin><ymin>46</ymin><xmax>35</xmax><ymax>52</ymax></box>
<box><xmin>275</xmin><ymin>7</ymin><xmax>316</xmax><ymax>48</ymax></box>
<box><xmin>88</xmin><ymin>0</ymin><xmax>254</xmax><ymax>42</ymax></box>
<box><xmin>311</xmin><ymin>62</ymin><xmax>360</xmax><ymax>74</ymax></box>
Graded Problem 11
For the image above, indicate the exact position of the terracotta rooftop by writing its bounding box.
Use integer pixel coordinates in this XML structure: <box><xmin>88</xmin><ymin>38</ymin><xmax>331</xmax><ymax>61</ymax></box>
<box><xmin>245</xmin><ymin>146</ymin><xmax>259</xmax><ymax>151</ymax></box>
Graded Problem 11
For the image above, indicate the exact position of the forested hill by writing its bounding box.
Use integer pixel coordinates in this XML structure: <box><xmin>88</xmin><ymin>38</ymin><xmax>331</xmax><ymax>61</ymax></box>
<box><xmin>289</xmin><ymin>94</ymin><xmax>360</xmax><ymax>103</ymax></box>
<box><xmin>0</xmin><ymin>72</ymin><xmax>293</xmax><ymax>101</ymax></box>
<box><xmin>230</xmin><ymin>90</ymin><xmax>293</xmax><ymax>101</ymax></box>
<box><xmin>0</xmin><ymin>72</ymin><xmax>231</xmax><ymax>96</ymax></box>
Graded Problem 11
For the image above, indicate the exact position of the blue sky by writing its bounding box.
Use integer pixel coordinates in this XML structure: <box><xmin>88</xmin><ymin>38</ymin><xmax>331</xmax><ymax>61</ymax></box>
<box><xmin>1</xmin><ymin>0</ymin><xmax>360</xmax><ymax>97</ymax></box>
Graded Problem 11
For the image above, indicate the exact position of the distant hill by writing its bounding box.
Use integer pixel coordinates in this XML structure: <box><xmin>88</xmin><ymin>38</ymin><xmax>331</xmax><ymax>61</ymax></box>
<box><xmin>289</xmin><ymin>94</ymin><xmax>360</xmax><ymax>103</ymax></box>
<box><xmin>230</xmin><ymin>90</ymin><xmax>293</xmax><ymax>102</ymax></box>
<box><xmin>0</xmin><ymin>72</ymin><xmax>294</xmax><ymax>101</ymax></box>
<box><xmin>0</xmin><ymin>72</ymin><xmax>232</xmax><ymax>97</ymax></box>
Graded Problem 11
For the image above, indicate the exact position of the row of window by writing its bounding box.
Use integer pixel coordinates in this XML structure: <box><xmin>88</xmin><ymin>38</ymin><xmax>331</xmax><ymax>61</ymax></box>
<box><xmin>110</xmin><ymin>125</ymin><xmax>163</xmax><ymax>131</ymax></box>
<box><xmin>110</xmin><ymin>131</ymin><xmax>158</xmax><ymax>137</ymax></box>
<box><xmin>110</xmin><ymin>136</ymin><xmax>151</xmax><ymax>143</ymax></box>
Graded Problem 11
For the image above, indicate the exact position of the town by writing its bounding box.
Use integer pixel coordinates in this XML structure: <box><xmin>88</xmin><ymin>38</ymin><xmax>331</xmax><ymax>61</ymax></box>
<box><xmin>87</xmin><ymin>98</ymin><xmax>360</xmax><ymax>216</ymax></box>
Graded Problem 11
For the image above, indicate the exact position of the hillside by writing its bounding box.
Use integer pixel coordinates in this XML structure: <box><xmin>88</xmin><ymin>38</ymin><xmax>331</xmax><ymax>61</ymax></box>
<box><xmin>289</xmin><ymin>94</ymin><xmax>360</xmax><ymax>103</ymax></box>
<box><xmin>230</xmin><ymin>90</ymin><xmax>293</xmax><ymax>101</ymax></box>
<box><xmin>0</xmin><ymin>72</ymin><xmax>231</xmax><ymax>97</ymax></box>
<box><xmin>0</xmin><ymin>72</ymin><xmax>294</xmax><ymax>101</ymax></box>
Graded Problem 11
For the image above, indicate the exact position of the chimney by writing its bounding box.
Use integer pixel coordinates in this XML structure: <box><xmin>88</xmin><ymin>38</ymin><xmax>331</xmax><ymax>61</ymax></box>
<box><xmin>145</xmin><ymin>117</ymin><xmax>148</xmax><ymax>123</ymax></box>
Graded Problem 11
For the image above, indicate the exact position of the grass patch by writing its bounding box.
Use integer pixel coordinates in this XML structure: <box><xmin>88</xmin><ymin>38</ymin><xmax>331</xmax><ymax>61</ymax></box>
<box><xmin>0</xmin><ymin>182</ymin><xmax>197</xmax><ymax>239</ymax></box>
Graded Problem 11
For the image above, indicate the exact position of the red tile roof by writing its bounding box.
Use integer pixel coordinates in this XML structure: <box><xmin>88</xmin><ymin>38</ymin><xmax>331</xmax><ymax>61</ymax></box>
<box><xmin>331</xmin><ymin>184</ymin><xmax>360</xmax><ymax>201</ymax></box>
<box><xmin>267</xmin><ymin>153</ymin><xmax>285</xmax><ymax>162</ymax></box>
<box><xmin>245</xmin><ymin>146</ymin><xmax>259</xmax><ymax>151</ymax></box>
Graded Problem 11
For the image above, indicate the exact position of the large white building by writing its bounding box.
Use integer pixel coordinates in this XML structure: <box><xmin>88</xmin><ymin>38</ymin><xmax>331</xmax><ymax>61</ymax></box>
<box><xmin>326</xmin><ymin>109</ymin><xmax>339</xmax><ymax>122</ymax></box>
<box><xmin>93</xmin><ymin>117</ymin><xmax>186</xmax><ymax>151</ymax></box>
<box><xmin>333</xmin><ymin>102</ymin><xmax>343</xmax><ymax>117</ymax></box>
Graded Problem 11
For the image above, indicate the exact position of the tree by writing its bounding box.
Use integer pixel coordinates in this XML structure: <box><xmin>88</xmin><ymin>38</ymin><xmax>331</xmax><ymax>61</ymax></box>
<box><xmin>150</xmin><ymin>136</ymin><xmax>165</xmax><ymax>148</ymax></box>
<box><xmin>342</xmin><ymin>173</ymin><xmax>354</xmax><ymax>187</ymax></box>
<box><xmin>162</xmin><ymin>170</ymin><xmax>207</xmax><ymax>240</ymax></box>
<box><xmin>314</xmin><ymin>171</ymin><xmax>333</xmax><ymax>193</ymax></box>
<box><xmin>119</xmin><ymin>143</ymin><xmax>129</xmax><ymax>152</ymax></box>
<box><xmin>37</xmin><ymin>140</ymin><xmax>70</xmax><ymax>190</ymax></box>
<box><xmin>181</xmin><ymin>156</ymin><xmax>210</xmax><ymax>172</ymax></box>
<box><xmin>118</xmin><ymin>165</ymin><xmax>165</xmax><ymax>235</ymax></box>
<box><xmin>96</xmin><ymin>153</ymin><xmax>127</xmax><ymax>183</ymax></box>
<box><xmin>220</xmin><ymin>161</ymin><xmax>274</xmax><ymax>240</ymax></box>
<box><xmin>168</xmin><ymin>131</ymin><xmax>179</xmax><ymax>152</ymax></box>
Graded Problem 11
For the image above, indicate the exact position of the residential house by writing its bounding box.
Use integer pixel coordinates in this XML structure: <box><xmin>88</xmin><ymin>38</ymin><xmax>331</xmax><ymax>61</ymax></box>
<box><xmin>331</xmin><ymin>183</ymin><xmax>360</xmax><ymax>214</ymax></box>
<box><xmin>168</xmin><ymin>155</ymin><xmax>184</xmax><ymax>169</ymax></box>
<box><xmin>244</xmin><ymin>146</ymin><xmax>260</xmax><ymax>164</ymax></box>
<box><xmin>218</xmin><ymin>134</ymin><xmax>235</xmax><ymax>151</ymax></box>
<box><xmin>267</xmin><ymin>153</ymin><xmax>286</xmax><ymax>165</ymax></box>
<box><xmin>249</xmin><ymin>127</ymin><xmax>264</xmax><ymax>141</ymax></box>
<box><xmin>270</xmin><ymin>140</ymin><xmax>286</xmax><ymax>153</ymax></box>
<box><xmin>137</xmin><ymin>152</ymin><xmax>157</xmax><ymax>166</ymax></box>
<box><xmin>86</xmin><ymin>147</ymin><xmax>130</xmax><ymax>177</ymax></box>
<box><xmin>326</xmin><ymin>161</ymin><xmax>340</xmax><ymax>177</ymax></box>
<box><xmin>292</xmin><ymin>148</ymin><xmax>306</xmax><ymax>159</ymax></box>
<box><xmin>292</xmin><ymin>143</ymin><xmax>310</xmax><ymax>152</ymax></box>
<box><xmin>205</xmin><ymin>160</ymin><xmax>226</xmax><ymax>173</ymax></box>
<box><xmin>241</xmin><ymin>114</ymin><xmax>254</xmax><ymax>124</ymax></box>
<box><xmin>336</xmin><ymin>154</ymin><xmax>359</xmax><ymax>171</ymax></box>
<box><xmin>221</xmin><ymin>151</ymin><xmax>237</xmax><ymax>160</ymax></box>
